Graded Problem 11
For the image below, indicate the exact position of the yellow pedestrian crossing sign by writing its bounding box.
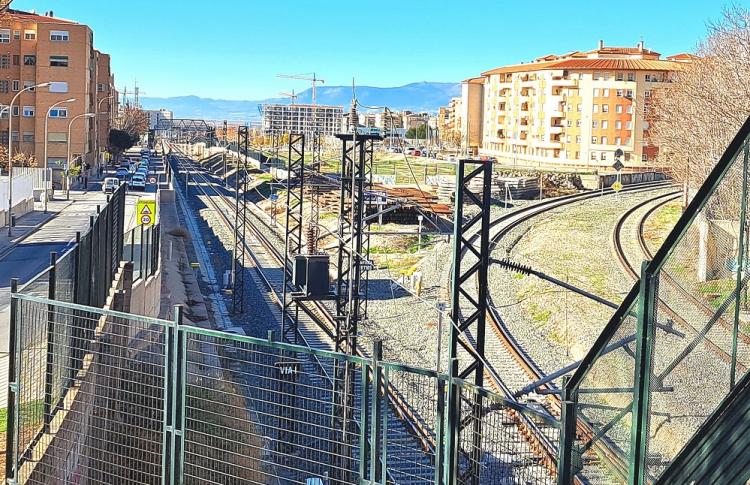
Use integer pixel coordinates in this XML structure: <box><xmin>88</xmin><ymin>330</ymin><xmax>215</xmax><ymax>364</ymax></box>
<box><xmin>612</xmin><ymin>181</ymin><xmax>623</xmax><ymax>192</ymax></box>
<box><xmin>137</xmin><ymin>199</ymin><xmax>156</xmax><ymax>226</ymax></box>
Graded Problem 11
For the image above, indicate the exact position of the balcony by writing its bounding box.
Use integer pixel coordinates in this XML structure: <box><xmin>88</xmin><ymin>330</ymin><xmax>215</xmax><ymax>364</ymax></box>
<box><xmin>551</xmin><ymin>78</ymin><xmax>579</xmax><ymax>87</ymax></box>
<box><xmin>549</xmin><ymin>125</ymin><xmax>564</xmax><ymax>134</ymax></box>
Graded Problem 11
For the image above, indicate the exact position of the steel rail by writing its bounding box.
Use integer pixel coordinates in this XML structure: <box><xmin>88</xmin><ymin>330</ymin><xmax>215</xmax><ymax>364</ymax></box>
<box><xmin>168</xmin><ymin>145</ymin><xmax>438</xmax><ymax>459</ymax></box>
<box><xmin>613</xmin><ymin>192</ymin><xmax>749</xmax><ymax>374</ymax></box>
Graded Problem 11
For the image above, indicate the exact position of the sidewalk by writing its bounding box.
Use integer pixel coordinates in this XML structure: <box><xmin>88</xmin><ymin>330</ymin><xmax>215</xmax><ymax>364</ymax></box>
<box><xmin>0</xmin><ymin>198</ymin><xmax>74</xmax><ymax>258</ymax></box>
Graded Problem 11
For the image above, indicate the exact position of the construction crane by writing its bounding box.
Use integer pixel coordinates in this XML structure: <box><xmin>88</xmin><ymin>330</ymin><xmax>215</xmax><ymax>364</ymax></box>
<box><xmin>277</xmin><ymin>73</ymin><xmax>324</xmax><ymax>106</ymax></box>
<box><xmin>279</xmin><ymin>90</ymin><xmax>298</xmax><ymax>105</ymax></box>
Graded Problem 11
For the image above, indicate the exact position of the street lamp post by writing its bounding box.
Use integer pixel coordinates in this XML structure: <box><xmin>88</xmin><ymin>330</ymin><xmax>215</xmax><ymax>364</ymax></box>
<box><xmin>7</xmin><ymin>81</ymin><xmax>51</xmax><ymax>234</ymax></box>
<box><xmin>65</xmin><ymin>112</ymin><xmax>96</xmax><ymax>200</ymax></box>
<box><xmin>94</xmin><ymin>94</ymin><xmax>114</xmax><ymax>173</ymax></box>
<box><xmin>44</xmin><ymin>98</ymin><xmax>76</xmax><ymax>213</ymax></box>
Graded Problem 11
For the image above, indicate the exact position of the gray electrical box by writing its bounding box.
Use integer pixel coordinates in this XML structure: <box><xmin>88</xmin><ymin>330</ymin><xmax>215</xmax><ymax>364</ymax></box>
<box><xmin>292</xmin><ymin>254</ymin><xmax>330</xmax><ymax>298</ymax></box>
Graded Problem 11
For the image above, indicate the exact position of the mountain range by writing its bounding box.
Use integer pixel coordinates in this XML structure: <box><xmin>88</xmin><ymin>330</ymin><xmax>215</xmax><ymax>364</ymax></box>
<box><xmin>140</xmin><ymin>81</ymin><xmax>460</xmax><ymax>122</ymax></box>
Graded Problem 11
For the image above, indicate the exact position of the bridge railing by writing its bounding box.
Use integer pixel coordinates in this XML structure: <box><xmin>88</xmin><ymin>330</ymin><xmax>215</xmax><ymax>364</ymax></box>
<box><xmin>560</xmin><ymin>116</ymin><xmax>750</xmax><ymax>484</ymax></box>
<box><xmin>6</xmin><ymin>293</ymin><xmax>560</xmax><ymax>485</ymax></box>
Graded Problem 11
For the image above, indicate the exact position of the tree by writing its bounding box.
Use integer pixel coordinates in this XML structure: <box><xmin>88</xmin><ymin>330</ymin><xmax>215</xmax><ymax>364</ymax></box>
<box><xmin>648</xmin><ymin>6</ymin><xmax>750</xmax><ymax>196</ymax></box>
<box><xmin>108</xmin><ymin>128</ymin><xmax>136</xmax><ymax>158</ymax></box>
<box><xmin>0</xmin><ymin>147</ymin><xmax>37</xmax><ymax>174</ymax></box>
<box><xmin>406</xmin><ymin>124</ymin><xmax>427</xmax><ymax>140</ymax></box>
<box><xmin>114</xmin><ymin>105</ymin><xmax>148</xmax><ymax>141</ymax></box>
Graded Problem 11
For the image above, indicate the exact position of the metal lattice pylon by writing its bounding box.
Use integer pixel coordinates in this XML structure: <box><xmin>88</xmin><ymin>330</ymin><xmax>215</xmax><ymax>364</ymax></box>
<box><xmin>446</xmin><ymin>158</ymin><xmax>492</xmax><ymax>485</ymax></box>
<box><xmin>281</xmin><ymin>133</ymin><xmax>305</xmax><ymax>343</ymax></box>
<box><xmin>232</xmin><ymin>125</ymin><xmax>249</xmax><ymax>313</ymax></box>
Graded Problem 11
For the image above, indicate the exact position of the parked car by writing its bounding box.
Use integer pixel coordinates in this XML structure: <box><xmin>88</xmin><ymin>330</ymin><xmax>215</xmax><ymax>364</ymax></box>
<box><xmin>102</xmin><ymin>177</ymin><xmax>120</xmax><ymax>194</ymax></box>
<box><xmin>115</xmin><ymin>167</ymin><xmax>130</xmax><ymax>180</ymax></box>
<box><xmin>130</xmin><ymin>173</ymin><xmax>146</xmax><ymax>190</ymax></box>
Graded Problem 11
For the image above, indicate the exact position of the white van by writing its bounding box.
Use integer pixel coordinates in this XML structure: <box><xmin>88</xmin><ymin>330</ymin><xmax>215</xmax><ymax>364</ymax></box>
<box><xmin>102</xmin><ymin>177</ymin><xmax>120</xmax><ymax>194</ymax></box>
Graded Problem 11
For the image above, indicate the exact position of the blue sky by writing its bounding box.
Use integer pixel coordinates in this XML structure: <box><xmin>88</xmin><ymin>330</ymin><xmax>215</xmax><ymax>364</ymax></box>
<box><xmin>12</xmin><ymin>0</ymin><xmax>746</xmax><ymax>100</ymax></box>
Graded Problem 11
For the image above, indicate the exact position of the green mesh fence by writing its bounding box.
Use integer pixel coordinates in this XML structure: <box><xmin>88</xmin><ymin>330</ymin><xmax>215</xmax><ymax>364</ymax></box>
<box><xmin>562</xmin><ymin>120</ymin><xmax>750</xmax><ymax>484</ymax></box>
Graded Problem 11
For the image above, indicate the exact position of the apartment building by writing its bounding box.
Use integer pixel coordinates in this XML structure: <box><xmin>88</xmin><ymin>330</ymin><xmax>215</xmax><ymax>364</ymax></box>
<box><xmin>459</xmin><ymin>41</ymin><xmax>690</xmax><ymax>167</ymax></box>
<box><xmin>0</xmin><ymin>9</ymin><xmax>115</xmax><ymax>174</ymax></box>
<box><xmin>145</xmin><ymin>108</ymin><xmax>173</xmax><ymax>130</ymax></box>
<box><xmin>262</xmin><ymin>103</ymin><xmax>343</xmax><ymax>137</ymax></box>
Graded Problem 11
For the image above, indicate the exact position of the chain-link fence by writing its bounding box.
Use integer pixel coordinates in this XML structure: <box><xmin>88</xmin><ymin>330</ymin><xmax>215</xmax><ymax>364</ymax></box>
<box><xmin>560</xmin><ymin>121</ymin><xmax>750</xmax><ymax>484</ymax></box>
<box><xmin>6</xmin><ymin>293</ymin><xmax>561</xmax><ymax>485</ymax></box>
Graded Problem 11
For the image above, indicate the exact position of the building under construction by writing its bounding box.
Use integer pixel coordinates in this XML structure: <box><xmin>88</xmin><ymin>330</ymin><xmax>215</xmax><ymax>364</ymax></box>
<box><xmin>261</xmin><ymin>103</ymin><xmax>344</xmax><ymax>136</ymax></box>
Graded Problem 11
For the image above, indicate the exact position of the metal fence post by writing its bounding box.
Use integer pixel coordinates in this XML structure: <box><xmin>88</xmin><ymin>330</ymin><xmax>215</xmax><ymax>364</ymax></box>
<box><xmin>43</xmin><ymin>251</ymin><xmax>57</xmax><ymax>432</ymax></box>
<box><xmin>435</xmin><ymin>377</ymin><xmax>446</xmax><ymax>485</ymax></box>
<box><xmin>73</xmin><ymin>232</ymin><xmax>81</xmax><ymax>303</ymax></box>
<box><xmin>5</xmin><ymin>278</ymin><xmax>19</xmax><ymax>480</ymax></box>
<box><xmin>370</xmin><ymin>340</ymin><xmax>383</xmax><ymax>483</ymax></box>
<box><xmin>445</xmin><ymin>358</ymin><xmax>460</xmax><ymax>485</ymax></box>
<box><xmin>731</xmin><ymin>142</ymin><xmax>749</xmax><ymax>388</ymax></box>
<box><xmin>162</xmin><ymin>304</ymin><xmax>185</xmax><ymax>484</ymax></box>
<box><xmin>629</xmin><ymin>261</ymin><xmax>657</xmax><ymax>485</ymax></box>
<box><xmin>557</xmin><ymin>376</ymin><xmax>579</xmax><ymax>484</ymax></box>
<box><xmin>139</xmin><ymin>223</ymin><xmax>145</xmax><ymax>280</ymax></box>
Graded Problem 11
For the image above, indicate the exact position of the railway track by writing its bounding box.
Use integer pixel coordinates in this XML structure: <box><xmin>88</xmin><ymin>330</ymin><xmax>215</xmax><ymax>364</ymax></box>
<box><xmin>169</xmin><ymin>146</ymin><xmax>441</xmax><ymax>484</ymax></box>
<box><xmin>613</xmin><ymin>192</ymin><xmax>750</xmax><ymax>377</ymax></box>
<box><xmin>453</xmin><ymin>181</ymin><xmax>677</xmax><ymax>483</ymax></box>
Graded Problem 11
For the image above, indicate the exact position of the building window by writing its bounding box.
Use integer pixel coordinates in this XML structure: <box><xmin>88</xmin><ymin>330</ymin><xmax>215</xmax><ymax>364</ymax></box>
<box><xmin>627</xmin><ymin>72</ymin><xmax>635</xmax><ymax>82</ymax></box>
<box><xmin>24</xmin><ymin>30</ymin><xmax>36</xmax><ymax>40</ymax></box>
<box><xmin>601</xmin><ymin>136</ymin><xmax>608</xmax><ymax>145</ymax></box>
<box><xmin>50</xmin><ymin>55</ymin><xmax>69</xmax><ymax>67</ymax></box>
<box><xmin>11</xmin><ymin>106</ymin><xmax>18</xmax><ymax>117</ymax></box>
<box><xmin>591</xmin><ymin>152</ymin><xmax>597</xmax><ymax>161</ymax></box>
<box><xmin>616</xmin><ymin>105</ymin><xmax>623</xmax><ymax>114</ymax></box>
<box><xmin>0</xmin><ymin>29</ymin><xmax>9</xmax><ymax>43</ymax></box>
<box><xmin>49</xmin><ymin>108</ymin><xmax>68</xmax><ymax>118</ymax></box>
<box><xmin>592</xmin><ymin>136</ymin><xmax>598</xmax><ymax>144</ymax></box>
<box><xmin>0</xmin><ymin>80</ymin><xmax>7</xmax><ymax>94</ymax></box>
<box><xmin>626</xmin><ymin>121</ymin><xmax>633</xmax><ymax>129</ymax></box>
<box><xmin>592</xmin><ymin>120</ymin><xmax>598</xmax><ymax>128</ymax></box>
<box><xmin>48</xmin><ymin>132</ymin><xmax>68</xmax><ymax>143</ymax></box>
<box><xmin>12</xmin><ymin>30</ymin><xmax>19</xmax><ymax>40</ymax></box>
<box><xmin>626</xmin><ymin>138</ymin><xmax>632</xmax><ymax>145</ymax></box>
<box><xmin>566</xmin><ymin>135</ymin><xmax>572</xmax><ymax>143</ymax></box>
<box><xmin>615</xmin><ymin>137</ymin><xmax>622</xmax><ymax>145</ymax></box>
<box><xmin>593</xmin><ymin>88</ymin><xmax>599</xmax><ymax>97</ymax></box>
<box><xmin>577</xmin><ymin>104</ymin><xmax>582</xmax><ymax>112</ymax></box>
<box><xmin>617</xmin><ymin>89</ymin><xmax>623</xmax><ymax>97</ymax></box>
<box><xmin>22</xmin><ymin>106</ymin><xmax>34</xmax><ymax>117</ymax></box>
<box><xmin>626</xmin><ymin>89</ymin><xmax>634</xmax><ymax>98</ymax></box>
<box><xmin>566</xmin><ymin>120</ymin><xmax>572</xmax><ymax>127</ymax></box>
<box><xmin>576</xmin><ymin>120</ymin><xmax>582</xmax><ymax>127</ymax></box>
<box><xmin>601</xmin><ymin>152</ymin><xmax>607</xmax><ymax>161</ymax></box>
<box><xmin>11</xmin><ymin>131</ymin><xmax>18</xmax><ymax>142</ymax></box>
<box><xmin>566</xmin><ymin>104</ymin><xmax>571</xmax><ymax>112</ymax></box>
<box><xmin>602</xmin><ymin>104</ymin><xmax>609</xmax><ymax>113</ymax></box>
<box><xmin>11</xmin><ymin>80</ymin><xmax>19</xmax><ymax>92</ymax></box>
<box><xmin>642</xmin><ymin>153</ymin><xmax>648</xmax><ymax>162</ymax></box>
<box><xmin>23</xmin><ymin>55</ymin><xmax>36</xmax><ymax>66</ymax></box>
<box><xmin>603</xmin><ymin>72</ymin><xmax>610</xmax><ymax>81</ymax></box>
<box><xmin>602</xmin><ymin>89</ymin><xmax>609</xmax><ymax>97</ymax></box>
<box><xmin>593</xmin><ymin>105</ymin><xmax>599</xmax><ymax>113</ymax></box>
<box><xmin>645</xmin><ymin>90</ymin><xmax>651</xmax><ymax>98</ymax></box>
<box><xmin>627</xmin><ymin>105</ymin><xmax>634</xmax><ymax>114</ymax></box>
<box><xmin>22</xmin><ymin>132</ymin><xmax>33</xmax><ymax>143</ymax></box>
<box><xmin>50</xmin><ymin>30</ymin><xmax>69</xmax><ymax>42</ymax></box>
<box><xmin>602</xmin><ymin>120</ymin><xmax>608</xmax><ymax>129</ymax></box>
<box><xmin>23</xmin><ymin>81</ymin><xmax>36</xmax><ymax>91</ymax></box>
<box><xmin>576</xmin><ymin>135</ymin><xmax>582</xmax><ymax>143</ymax></box>
<box><xmin>616</xmin><ymin>120</ymin><xmax>622</xmax><ymax>129</ymax></box>
<box><xmin>97</xmin><ymin>83</ymin><xmax>106</xmax><ymax>92</ymax></box>
<box><xmin>0</xmin><ymin>55</ymin><xmax>9</xmax><ymax>69</ymax></box>
<box><xmin>616</xmin><ymin>72</ymin><xmax>624</xmax><ymax>81</ymax></box>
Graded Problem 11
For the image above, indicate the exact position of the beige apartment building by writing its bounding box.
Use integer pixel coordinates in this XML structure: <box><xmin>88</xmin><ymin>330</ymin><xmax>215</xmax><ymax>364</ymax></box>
<box><xmin>0</xmin><ymin>9</ymin><xmax>115</xmax><ymax>173</ymax></box>
<box><xmin>457</xmin><ymin>41</ymin><xmax>690</xmax><ymax>168</ymax></box>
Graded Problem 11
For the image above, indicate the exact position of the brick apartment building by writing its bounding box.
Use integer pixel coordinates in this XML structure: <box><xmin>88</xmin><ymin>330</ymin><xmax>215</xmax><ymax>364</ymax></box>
<box><xmin>0</xmin><ymin>9</ymin><xmax>116</xmax><ymax>176</ymax></box>
<box><xmin>454</xmin><ymin>41</ymin><xmax>692</xmax><ymax>168</ymax></box>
